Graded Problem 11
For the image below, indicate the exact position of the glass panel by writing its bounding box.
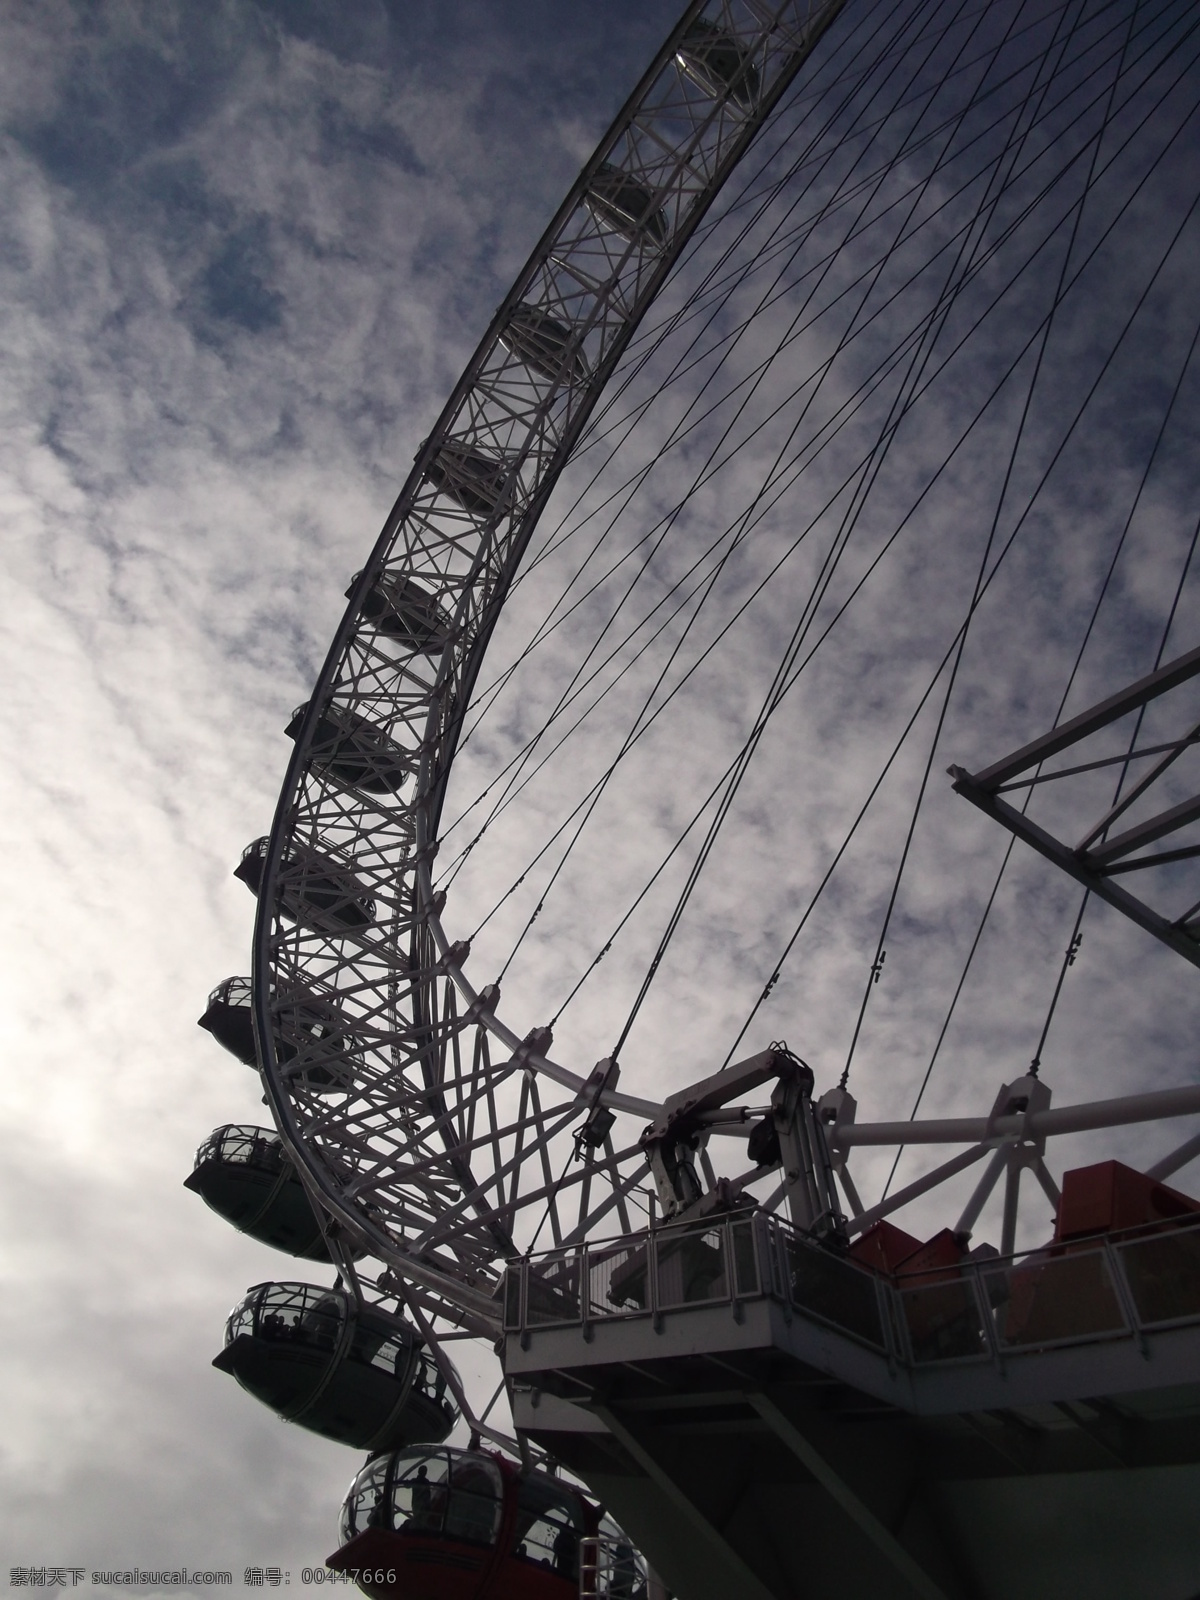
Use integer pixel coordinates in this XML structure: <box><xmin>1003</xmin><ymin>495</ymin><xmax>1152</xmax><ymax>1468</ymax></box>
<box><xmin>408</xmin><ymin>1349</ymin><xmax>455</xmax><ymax>1428</ymax></box>
<box><xmin>250</xmin><ymin>1284</ymin><xmax>345</xmax><ymax>1350</ymax></box>
<box><xmin>390</xmin><ymin>1450</ymin><xmax>452</xmax><ymax>1535</ymax></box>
<box><xmin>588</xmin><ymin>1243</ymin><xmax>646</xmax><ymax>1315</ymax></box>
<box><xmin>194</xmin><ymin>1128</ymin><xmax>224</xmax><ymax>1166</ymax></box>
<box><xmin>340</xmin><ymin>1452</ymin><xmax>392</xmax><ymax>1541</ymax></box>
<box><xmin>785</xmin><ymin>1236</ymin><xmax>884</xmax><ymax>1349</ymax></box>
<box><xmin>212</xmin><ymin>975</ymin><xmax>252</xmax><ymax>1010</ymax></box>
<box><xmin>223</xmin><ymin>1128</ymin><xmax>283</xmax><ymax>1173</ymax></box>
<box><xmin>1118</xmin><ymin>1225</ymin><xmax>1200</xmax><ymax>1326</ymax></box>
<box><xmin>444</xmin><ymin>1455</ymin><xmax>502</xmax><ymax>1546</ymax></box>
<box><xmin>296</xmin><ymin>1293</ymin><xmax>343</xmax><ymax>1351</ymax></box>
<box><xmin>731</xmin><ymin>1220</ymin><xmax>759</xmax><ymax>1297</ymax></box>
<box><xmin>513</xmin><ymin>1477</ymin><xmax>584</xmax><ymax>1580</ymax></box>
<box><xmin>412</xmin><ymin>1349</ymin><xmax>441</xmax><ymax>1400</ymax></box>
<box><xmin>997</xmin><ymin>1249</ymin><xmax>1126</xmax><ymax>1348</ymax></box>
<box><xmin>526</xmin><ymin>1256</ymin><xmax>580</xmax><ymax>1325</ymax></box>
<box><xmin>900</xmin><ymin>1276</ymin><xmax>986</xmax><ymax>1363</ymax></box>
<box><xmin>655</xmin><ymin>1227</ymin><xmax>728</xmax><ymax>1309</ymax></box>
<box><xmin>225</xmin><ymin>1294</ymin><xmax>257</xmax><ymax>1342</ymax></box>
<box><xmin>348</xmin><ymin>1320</ymin><xmax>411</xmax><ymax>1375</ymax></box>
<box><xmin>504</xmin><ymin>1265</ymin><xmax>523</xmax><ymax>1330</ymax></box>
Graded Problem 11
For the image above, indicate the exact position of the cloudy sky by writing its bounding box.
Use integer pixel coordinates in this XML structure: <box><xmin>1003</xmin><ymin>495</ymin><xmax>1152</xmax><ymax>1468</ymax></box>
<box><xmin>4</xmin><ymin>0</ymin><xmax>1200</xmax><ymax>1589</ymax></box>
<box><xmin>0</xmin><ymin>0</ymin><xmax>681</xmax><ymax>1583</ymax></box>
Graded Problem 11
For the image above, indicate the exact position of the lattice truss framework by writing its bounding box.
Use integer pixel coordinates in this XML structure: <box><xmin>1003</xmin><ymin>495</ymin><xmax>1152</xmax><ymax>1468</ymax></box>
<box><xmin>248</xmin><ymin>0</ymin><xmax>852</xmax><ymax>1327</ymax></box>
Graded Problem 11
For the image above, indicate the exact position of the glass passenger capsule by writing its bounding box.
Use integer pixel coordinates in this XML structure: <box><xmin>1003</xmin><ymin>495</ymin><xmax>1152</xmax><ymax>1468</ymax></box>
<box><xmin>424</xmin><ymin>442</ymin><xmax>509</xmax><ymax>516</ymax></box>
<box><xmin>184</xmin><ymin>1124</ymin><xmax>353</xmax><ymax>1261</ymax></box>
<box><xmin>330</xmin><ymin>1446</ymin><xmax>643</xmax><ymax>1600</ymax></box>
<box><xmin>213</xmin><ymin>1283</ymin><xmax>457</xmax><ymax>1451</ymax></box>
<box><xmin>235</xmin><ymin>836</ymin><xmax>376</xmax><ymax>934</ymax></box>
<box><xmin>286</xmin><ymin>702</ymin><xmax>411</xmax><ymax>795</ymax></box>
<box><xmin>196</xmin><ymin>975</ymin><xmax>257</xmax><ymax>1064</ymax></box>
<box><xmin>347</xmin><ymin>572</ymin><xmax>455</xmax><ymax>654</ymax></box>
<box><xmin>500</xmin><ymin>303</ymin><xmax>590</xmax><ymax>386</ymax></box>
<box><xmin>675</xmin><ymin>17</ymin><xmax>760</xmax><ymax>108</ymax></box>
<box><xmin>196</xmin><ymin>976</ymin><xmax>353</xmax><ymax>1090</ymax></box>
<box><xmin>586</xmin><ymin>164</ymin><xmax>669</xmax><ymax>247</ymax></box>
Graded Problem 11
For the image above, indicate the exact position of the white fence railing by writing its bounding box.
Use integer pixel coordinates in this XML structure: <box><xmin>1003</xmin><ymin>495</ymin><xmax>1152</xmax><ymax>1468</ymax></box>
<box><xmin>505</xmin><ymin>1209</ymin><xmax>1200</xmax><ymax>1371</ymax></box>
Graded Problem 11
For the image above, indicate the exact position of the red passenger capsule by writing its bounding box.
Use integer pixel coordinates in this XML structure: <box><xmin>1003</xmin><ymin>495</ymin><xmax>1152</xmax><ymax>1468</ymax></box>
<box><xmin>328</xmin><ymin>1446</ymin><xmax>647</xmax><ymax>1599</ymax></box>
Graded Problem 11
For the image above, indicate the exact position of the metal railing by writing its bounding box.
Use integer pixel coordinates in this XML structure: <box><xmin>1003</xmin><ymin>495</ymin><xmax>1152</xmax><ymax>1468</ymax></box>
<box><xmin>505</xmin><ymin>1210</ymin><xmax>1200</xmax><ymax>1373</ymax></box>
<box><xmin>578</xmin><ymin>1532</ymin><xmax>649</xmax><ymax>1598</ymax></box>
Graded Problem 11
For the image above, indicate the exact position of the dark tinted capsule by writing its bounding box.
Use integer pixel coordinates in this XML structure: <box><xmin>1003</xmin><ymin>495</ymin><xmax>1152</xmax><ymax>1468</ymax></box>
<box><xmin>286</xmin><ymin>702</ymin><xmax>411</xmax><ymax>795</ymax></box>
<box><xmin>676</xmin><ymin>17</ymin><xmax>759</xmax><ymax>108</ymax></box>
<box><xmin>213</xmin><ymin>1283</ymin><xmax>458</xmax><ymax>1451</ymax></box>
<box><xmin>197</xmin><ymin>976</ymin><xmax>353</xmax><ymax>1090</ymax></box>
<box><xmin>235</xmin><ymin>836</ymin><xmax>376</xmax><ymax>934</ymax></box>
<box><xmin>424</xmin><ymin>442</ymin><xmax>508</xmax><ymax>516</ymax></box>
<box><xmin>586</xmin><ymin>163</ymin><xmax>669</xmax><ymax>247</ymax></box>
<box><xmin>184</xmin><ymin>1124</ymin><xmax>360</xmax><ymax>1261</ymax></box>
<box><xmin>500</xmin><ymin>302</ymin><xmax>589</xmax><ymax>385</ymax></box>
<box><xmin>348</xmin><ymin>572</ymin><xmax>454</xmax><ymax>654</ymax></box>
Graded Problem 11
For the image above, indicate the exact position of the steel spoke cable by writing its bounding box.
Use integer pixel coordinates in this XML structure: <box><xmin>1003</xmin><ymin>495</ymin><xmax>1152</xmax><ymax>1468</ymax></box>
<box><xmin>512</xmin><ymin>46</ymin><xmax>1061</xmax><ymax>603</ymax></box>
<box><xmin>470</xmin><ymin>0</ymin><xmax>1196</xmax><ymax>812</ymax></box>
<box><xmin>493</xmin><ymin>211</ymin><xmax>933</xmax><ymax>987</ymax></box>
<box><xmin>456</xmin><ymin>5</ymin><xmax>1199</xmax><ymax>783</ymax></box>
<box><xmin>674</xmin><ymin>0</ymin><xmax>1139</xmax><ymax>253</ymax></box>
<box><xmin>727</xmin><ymin>154</ymin><xmax>1200</xmax><ymax>1068</ymax></box>
<box><xmin>450</xmin><ymin>112</ymin><xmax>1094</xmax><ymax>833</ymax></box>
<box><xmin>448</xmin><ymin>167</ymin><xmax>979</xmax><ymax>845</ymax></box>
<box><xmin>444</xmin><ymin>9</ymin><xmax>1200</xmax><ymax>1022</ymax></box>
<box><xmin>877</xmin><ymin>296</ymin><xmax>1200</xmax><ymax>1201</ymax></box>
<box><xmin>564</xmin><ymin>604</ymin><xmax>980</xmax><ymax>1045</ymax></box>
<box><xmin>448</xmin><ymin>29</ymin><xmax>1004</xmax><ymax>873</ymax></box>
<box><xmin>554</xmin><ymin>0</ymin><xmax>964</xmax><ymax>456</ymax></box>
<box><xmin>606</xmin><ymin>0</ymin><xmax>1105</xmax><ymax>1053</ymax></box>
<box><xmin>646</xmin><ymin>0</ymin><xmax>1192</xmax><ymax>401</ymax></box>
<box><xmin>609</xmin><ymin>286</ymin><xmax>1023</xmax><ymax>1053</ymax></box>
<box><xmin>548</xmin><ymin>0</ymin><xmax>1168</xmax><ymax>503</ymax></box>
<box><xmin>592</xmin><ymin>0</ymin><xmax>1105</xmax><ymax>402</ymax></box>
<box><xmin>560</xmin><ymin>0</ymin><xmax>1188</xmax><ymax>531</ymax></box>
<box><xmin>462</xmin><ymin>0</ymin><xmax>981</xmax><ymax>744</ymax></box>
<box><xmin>444</xmin><ymin>203</ymin><xmax>1010</xmax><ymax>885</ymax></box>
<box><xmin>489</xmin><ymin>0</ymin><xmax>1043</xmax><ymax>640</ymax></box>
<box><xmin>839</xmin><ymin>0</ymin><xmax>1127</xmax><ymax>1094</ymax></box>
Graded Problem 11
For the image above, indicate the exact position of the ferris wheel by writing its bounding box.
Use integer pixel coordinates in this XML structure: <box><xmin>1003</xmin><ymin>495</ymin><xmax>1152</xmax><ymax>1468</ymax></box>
<box><xmin>189</xmin><ymin>1</ymin><xmax>1200</xmax><ymax>1596</ymax></box>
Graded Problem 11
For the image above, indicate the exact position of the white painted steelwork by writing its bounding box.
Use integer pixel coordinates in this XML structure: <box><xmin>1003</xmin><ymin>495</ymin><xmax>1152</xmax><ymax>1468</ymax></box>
<box><xmin>250</xmin><ymin>1</ymin><xmax>852</xmax><ymax>1327</ymax></box>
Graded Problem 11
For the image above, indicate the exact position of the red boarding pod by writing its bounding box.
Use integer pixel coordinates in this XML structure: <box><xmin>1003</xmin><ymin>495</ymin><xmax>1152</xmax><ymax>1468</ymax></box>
<box><xmin>328</xmin><ymin>1445</ymin><xmax>617</xmax><ymax>1600</ymax></box>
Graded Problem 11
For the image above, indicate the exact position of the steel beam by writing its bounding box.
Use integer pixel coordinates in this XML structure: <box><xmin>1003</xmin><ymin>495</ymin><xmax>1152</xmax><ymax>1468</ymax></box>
<box><xmin>835</xmin><ymin>1081</ymin><xmax>1200</xmax><ymax>1149</ymax></box>
<box><xmin>968</xmin><ymin>643</ymin><xmax>1200</xmax><ymax>789</ymax></box>
<box><xmin>745</xmin><ymin>1393</ymin><xmax>953</xmax><ymax>1600</ymax></box>
<box><xmin>844</xmin><ymin>1142</ymin><xmax>996</xmax><ymax>1234</ymax></box>
<box><xmin>589</xmin><ymin>1404</ymin><xmax>779</xmax><ymax>1600</ymax></box>
<box><xmin>949</xmin><ymin>771</ymin><xmax>1200</xmax><ymax>969</ymax></box>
